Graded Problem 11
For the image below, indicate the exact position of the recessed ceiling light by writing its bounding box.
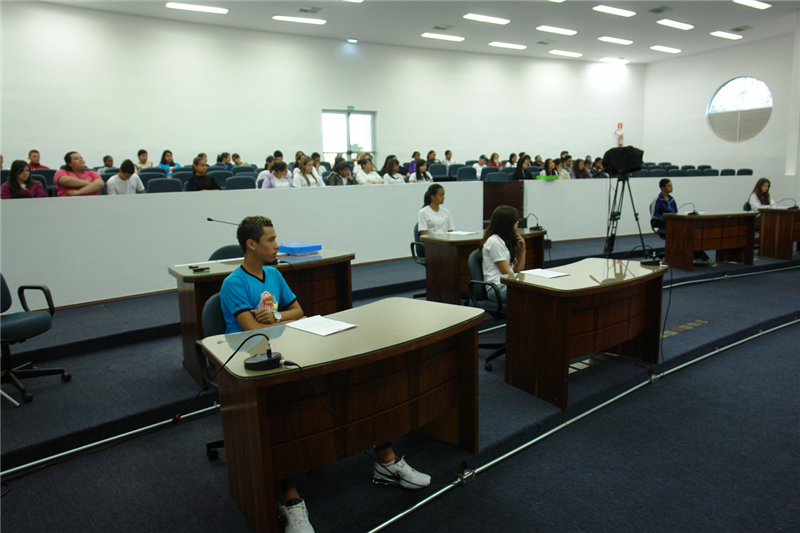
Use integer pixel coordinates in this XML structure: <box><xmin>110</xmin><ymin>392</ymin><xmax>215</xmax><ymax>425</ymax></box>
<box><xmin>710</xmin><ymin>31</ymin><xmax>743</xmax><ymax>40</ymax></box>
<box><xmin>489</xmin><ymin>42</ymin><xmax>527</xmax><ymax>50</ymax></box>
<box><xmin>463</xmin><ymin>13</ymin><xmax>510</xmax><ymax>25</ymax></box>
<box><xmin>598</xmin><ymin>36</ymin><xmax>633</xmax><ymax>45</ymax></box>
<box><xmin>593</xmin><ymin>5</ymin><xmax>636</xmax><ymax>17</ymax></box>
<box><xmin>421</xmin><ymin>32</ymin><xmax>465</xmax><ymax>42</ymax></box>
<box><xmin>165</xmin><ymin>2</ymin><xmax>228</xmax><ymax>15</ymax></box>
<box><xmin>347</xmin><ymin>39</ymin><xmax>358</xmax><ymax>43</ymax></box>
<box><xmin>548</xmin><ymin>0</ymin><xmax>566</xmax><ymax>3</ymax></box>
<box><xmin>537</xmin><ymin>25</ymin><xmax>577</xmax><ymax>36</ymax></box>
<box><xmin>549</xmin><ymin>49</ymin><xmax>583</xmax><ymax>58</ymax></box>
<box><xmin>341</xmin><ymin>0</ymin><xmax>364</xmax><ymax>3</ymax></box>
<box><xmin>657</xmin><ymin>19</ymin><xmax>694</xmax><ymax>30</ymax></box>
<box><xmin>272</xmin><ymin>15</ymin><xmax>326</xmax><ymax>25</ymax></box>
<box><xmin>651</xmin><ymin>45</ymin><xmax>681</xmax><ymax>54</ymax></box>
<box><xmin>599</xmin><ymin>57</ymin><xmax>630</xmax><ymax>64</ymax></box>
<box><xmin>733</xmin><ymin>0</ymin><xmax>772</xmax><ymax>9</ymax></box>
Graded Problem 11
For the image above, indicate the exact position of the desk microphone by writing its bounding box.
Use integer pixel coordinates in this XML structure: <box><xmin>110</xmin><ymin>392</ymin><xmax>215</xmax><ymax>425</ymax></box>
<box><xmin>678</xmin><ymin>202</ymin><xmax>698</xmax><ymax>215</ymax></box>
<box><xmin>775</xmin><ymin>198</ymin><xmax>799</xmax><ymax>209</ymax></box>
<box><xmin>207</xmin><ymin>217</ymin><xmax>238</xmax><ymax>226</ymax></box>
<box><xmin>525</xmin><ymin>213</ymin><xmax>543</xmax><ymax>231</ymax></box>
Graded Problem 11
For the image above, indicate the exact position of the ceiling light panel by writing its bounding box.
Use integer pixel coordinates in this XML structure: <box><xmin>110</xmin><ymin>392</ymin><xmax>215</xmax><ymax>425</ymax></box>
<box><xmin>537</xmin><ymin>25</ymin><xmax>577</xmax><ymax>36</ymax></box>
<box><xmin>593</xmin><ymin>5</ymin><xmax>636</xmax><ymax>17</ymax></box>
<box><xmin>657</xmin><ymin>19</ymin><xmax>694</xmax><ymax>30</ymax></box>
<box><xmin>711</xmin><ymin>31</ymin><xmax>743</xmax><ymax>40</ymax></box>
<box><xmin>422</xmin><ymin>33</ymin><xmax>465</xmax><ymax>42</ymax></box>
<box><xmin>598</xmin><ymin>36</ymin><xmax>633</xmax><ymax>45</ymax></box>
<box><xmin>733</xmin><ymin>0</ymin><xmax>772</xmax><ymax>9</ymax></box>
<box><xmin>165</xmin><ymin>3</ymin><xmax>228</xmax><ymax>15</ymax></box>
<box><xmin>549</xmin><ymin>50</ymin><xmax>583</xmax><ymax>58</ymax></box>
<box><xmin>463</xmin><ymin>13</ymin><xmax>510</xmax><ymax>25</ymax></box>
<box><xmin>272</xmin><ymin>15</ymin><xmax>326</xmax><ymax>25</ymax></box>
<box><xmin>489</xmin><ymin>42</ymin><xmax>527</xmax><ymax>50</ymax></box>
<box><xmin>600</xmin><ymin>57</ymin><xmax>630</xmax><ymax>64</ymax></box>
<box><xmin>650</xmin><ymin>45</ymin><xmax>681</xmax><ymax>54</ymax></box>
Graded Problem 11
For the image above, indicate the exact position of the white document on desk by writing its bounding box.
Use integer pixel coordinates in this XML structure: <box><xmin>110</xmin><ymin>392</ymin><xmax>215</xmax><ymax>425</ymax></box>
<box><xmin>448</xmin><ymin>231</ymin><xmax>479</xmax><ymax>235</ymax></box>
<box><xmin>287</xmin><ymin>315</ymin><xmax>356</xmax><ymax>336</ymax></box>
<box><xmin>521</xmin><ymin>268</ymin><xmax>569</xmax><ymax>279</ymax></box>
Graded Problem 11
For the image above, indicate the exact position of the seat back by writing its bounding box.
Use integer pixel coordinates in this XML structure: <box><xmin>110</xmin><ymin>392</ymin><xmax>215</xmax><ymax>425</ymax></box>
<box><xmin>411</xmin><ymin>223</ymin><xmax>425</xmax><ymax>264</ymax></box>
<box><xmin>737</xmin><ymin>168</ymin><xmax>753</xmax><ymax>175</ymax></box>
<box><xmin>743</xmin><ymin>201</ymin><xmax>752</xmax><ymax>212</ymax></box>
<box><xmin>720</xmin><ymin>168</ymin><xmax>736</xmax><ymax>176</ymax></box>
<box><xmin>703</xmin><ymin>168</ymin><xmax>720</xmax><ymax>176</ymax></box>
<box><xmin>428</xmin><ymin>163</ymin><xmax>447</xmax><ymax>178</ymax></box>
<box><xmin>680</xmin><ymin>165</ymin><xmax>696</xmax><ymax>170</ymax></box>
<box><xmin>697</xmin><ymin>165</ymin><xmax>712</xmax><ymax>171</ymax></box>
<box><xmin>209</xmin><ymin>244</ymin><xmax>243</xmax><ymax>261</ymax></box>
<box><xmin>467</xmin><ymin>250</ymin><xmax>486</xmax><ymax>301</ymax></box>
<box><xmin>668</xmin><ymin>169</ymin><xmax>685</xmax><ymax>177</ymax></box>
<box><xmin>207</xmin><ymin>170</ymin><xmax>231</xmax><ymax>188</ymax></box>
<box><xmin>465</xmin><ymin>160</ymin><xmax>478</xmax><ymax>166</ymax></box>
<box><xmin>140</xmin><ymin>167</ymin><xmax>167</xmax><ymax>175</ymax></box>
<box><xmin>685</xmin><ymin>169</ymin><xmax>702</xmax><ymax>176</ymax></box>
<box><xmin>201</xmin><ymin>293</ymin><xmax>226</xmax><ymax>337</ymax></box>
<box><xmin>147</xmin><ymin>177</ymin><xmax>183</xmax><ymax>193</ymax></box>
<box><xmin>100</xmin><ymin>167</ymin><xmax>119</xmax><ymax>176</ymax></box>
<box><xmin>172</xmin><ymin>171</ymin><xmax>193</xmax><ymax>188</ymax></box>
<box><xmin>226</xmin><ymin>176</ymin><xmax>256</xmax><ymax>190</ymax></box>
<box><xmin>649</xmin><ymin>168</ymin><xmax>667</xmax><ymax>177</ymax></box>
<box><xmin>649</xmin><ymin>198</ymin><xmax>666</xmax><ymax>240</ymax></box>
<box><xmin>457</xmin><ymin>167</ymin><xmax>478</xmax><ymax>181</ymax></box>
<box><xmin>1</xmin><ymin>274</ymin><xmax>12</xmax><ymax>314</ymax></box>
<box><xmin>631</xmin><ymin>170</ymin><xmax>649</xmax><ymax>177</ymax></box>
<box><xmin>448</xmin><ymin>163</ymin><xmax>464</xmax><ymax>177</ymax></box>
<box><xmin>232</xmin><ymin>166</ymin><xmax>255</xmax><ymax>175</ymax></box>
<box><xmin>480</xmin><ymin>167</ymin><xmax>496</xmax><ymax>180</ymax></box>
<box><xmin>485</xmin><ymin>172</ymin><xmax>508</xmax><ymax>182</ymax></box>
<box><xmin>30</xmin><ymin>174</ymin><xmax>48</xmax><ymax>191</ymax></box>
<box><xmin>502</xmin><ymin>167</ymin><xmax>516</xmax><ymax>175</ymax></box>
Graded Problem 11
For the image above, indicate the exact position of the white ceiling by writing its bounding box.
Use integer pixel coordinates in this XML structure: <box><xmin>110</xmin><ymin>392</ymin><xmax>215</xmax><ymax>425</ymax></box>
<box><xmin>46</xmin><ymin>1</ymin><xmax>800</xmax><ymax>64</ymax></box>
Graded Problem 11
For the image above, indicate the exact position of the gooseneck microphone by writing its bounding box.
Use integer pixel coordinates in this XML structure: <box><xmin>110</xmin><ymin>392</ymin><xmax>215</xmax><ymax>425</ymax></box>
<box><xmin>678</xmin><ymin>202</ymin><xmax>698</xmax><ymax>215</ymax></box>
<box><xmin>525</xmin><ymin>213</ymin><xmax>543</xmax><ymax>231</ymax></box>
<box><xmin>775</xmin><ymin>198</ymin><xmax>799</xmax><ymax>209</ymax></box>
<box><xmin>207</xmin><ymin>217</ymin><xmax>238</xmax><ymax>226</ymax></box>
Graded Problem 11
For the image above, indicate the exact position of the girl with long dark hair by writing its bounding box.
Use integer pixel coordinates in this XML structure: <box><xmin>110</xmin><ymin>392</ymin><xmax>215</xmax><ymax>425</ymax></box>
<box><xmin>418</xmin><ymin>184</ymin><xmax>454</xmax><ymax>235</ymax></box>
<box><xmin>1</xmin><ymin>160</ymin><xmax>46</xmax><ymax>199</ymax></box>
<box><xmin>479</xmin><ymin>205</ymin><xmax>525</xmax><ymax>303</ymax></box>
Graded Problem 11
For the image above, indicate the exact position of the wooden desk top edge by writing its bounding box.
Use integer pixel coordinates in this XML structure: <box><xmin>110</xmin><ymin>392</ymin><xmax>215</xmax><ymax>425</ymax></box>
<box><xmin>168</xmin><ymin>250</ymin><xmax>355</xmax><ymax>281</ymax></box>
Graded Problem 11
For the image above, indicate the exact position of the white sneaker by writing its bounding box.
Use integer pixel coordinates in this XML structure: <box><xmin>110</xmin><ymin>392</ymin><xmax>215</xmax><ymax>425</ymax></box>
<box><xmin>279</xmin><ymin>498</ymin><xmax>315</xmax><ymax>533</ymax></box>
<box><xmin>373</xmin><ymin>456</ymin><xmax>431</xmax><ymax>489</ymax></box>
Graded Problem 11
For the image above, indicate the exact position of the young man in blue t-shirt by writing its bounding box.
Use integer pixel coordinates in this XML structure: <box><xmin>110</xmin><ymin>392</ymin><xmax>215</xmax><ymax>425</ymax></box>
<box><xmin>220</xmin><ymin>216</ymin><xmax>430</xmax><ymax>533</ymax></box>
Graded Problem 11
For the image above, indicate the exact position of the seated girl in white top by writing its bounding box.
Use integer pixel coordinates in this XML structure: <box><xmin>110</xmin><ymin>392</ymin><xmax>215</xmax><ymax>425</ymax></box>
<box><xmin>383</xmin><ymin>159</ymin><xmax>406</xmax><ymax>184</ymax></box>
<box><xmin>480</xmin><ymin>205</ymin><xmax>526</xmax><ymax>304</ymax></box>
<box><xmin>409</xmin><ymin>161</ymin><xmax>434</xmax><ymax>183</ymax></box>
<box><xmin>505</xmin><ymin>153</ymin><xmax>518</xmax><ymax>168</ymax></box>
<box><xmin>354</xmin><ymin>157</ymin><xmax>384</xmax><ymax>185</ymax></box>
<box><xmin>261</xmin><ymin>160</ymin><xmax>294</xmax><ymax>188</ymax></box>
<box><xmin>293</xmin><ymin>155</ymin><xmax>326</xmax><ymax>187</ymax></box>
<box><xmin>748</xmin><ymin>177</ymin><xmax>777</xmax><ymax>211</ymax></box>
<box><xmin>418</xmin><ymin>184</ymin><xmax>454</xmax><ymax>236</ymax></box>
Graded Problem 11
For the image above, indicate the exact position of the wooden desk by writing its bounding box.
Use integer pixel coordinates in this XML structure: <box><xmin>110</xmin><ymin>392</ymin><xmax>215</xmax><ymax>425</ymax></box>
<box><xmin>202</xmin><ymin>298</ymin><xmax>483</xmax><ymax>533</ymax></box>
<box><xmin>758</xmin><ymin>208</ymin><xmax>800</xmax><ymax>260</ymax></box>
<box><xmin>168</xmin><ymin>251</ymin><xmax>354</xmax><ymax>386</ymax></box>
<box><xmin>664</xmin><ymin>213</ymin><xmax>757</xmax><ymax>271</ymax></box>
<box><xmin>502</xmin><ymin>258</ymin><xmax>667</xmax><ymax>409</ymax></box>
<box><xmin>483</xmin><ymin>181</ymin><xmax>523</xmax><ymax>220</ymax></box>
<box><xmin>422</xmin><ymin>228</ymin><xmax>547</xmax><ymax>305</ymax></box>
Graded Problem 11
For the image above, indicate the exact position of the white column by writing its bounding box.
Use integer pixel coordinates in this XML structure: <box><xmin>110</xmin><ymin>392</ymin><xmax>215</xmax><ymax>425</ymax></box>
<box><xmin>785</xmin><ymin>11</ymin><xmax>800</xmax><ymax>177</ymax></box>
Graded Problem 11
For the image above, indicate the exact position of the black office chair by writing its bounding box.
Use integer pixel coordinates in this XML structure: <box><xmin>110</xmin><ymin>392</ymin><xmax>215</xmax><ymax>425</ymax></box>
<box><xmin>195</xmin><ymin>293</ymin><xmax>226</xmax><ymax>459</ymax></box>
<box><xmin>410</xmin><ymin>223</ymin><xmax>426</xmax><ymax>299</ymax></box>
<box><xmin>209</xmin><ymin>245</ymin><xmax>243</xmax><ymax>261</ymax></box>
<box><xmin>466</xmin><ymin>250</ymin><xmax>506</xmax><ymax>371</ymax></box>
<box><xmin>1</xmin><ymin>275</ymin><xmax>70</xmax><ymax>403</ymax></box>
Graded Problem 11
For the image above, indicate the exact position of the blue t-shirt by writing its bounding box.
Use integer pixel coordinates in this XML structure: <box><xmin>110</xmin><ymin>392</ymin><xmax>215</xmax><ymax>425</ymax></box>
<box><xmin>220</xmin><ymin>266</ymin><xmax>297</xmax><ymax>333</ymax></box>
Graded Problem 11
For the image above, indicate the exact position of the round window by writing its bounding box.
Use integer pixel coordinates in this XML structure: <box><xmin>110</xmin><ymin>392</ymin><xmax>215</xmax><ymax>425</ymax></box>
<box><xmin>707</xmin><ymin>77</ymin><xmax>772</xmax><ymax>143</ymax></box>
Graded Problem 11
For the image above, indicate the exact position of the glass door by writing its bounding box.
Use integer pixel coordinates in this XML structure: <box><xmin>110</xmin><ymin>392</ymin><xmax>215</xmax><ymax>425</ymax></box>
<box><xmin>322</xmin><ymin>110</ymin><xmax>376</xmax><ymax>164</ymax></box>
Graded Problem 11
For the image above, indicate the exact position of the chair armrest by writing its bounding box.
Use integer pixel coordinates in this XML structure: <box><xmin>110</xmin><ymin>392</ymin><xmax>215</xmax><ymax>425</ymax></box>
<box><xmin>18</xmin><ymin>285</ymin><xmax>55</xmax><ymax>316</ymax></box>
<box><xmin>410</xmin><ymin>242</ymin><xmax>426</xmax><ymax>266</ymax></box>
<box><xmin>467</xmin><ymin>280</ymin><xmax>503</xmax><ymax>315</ymax></box>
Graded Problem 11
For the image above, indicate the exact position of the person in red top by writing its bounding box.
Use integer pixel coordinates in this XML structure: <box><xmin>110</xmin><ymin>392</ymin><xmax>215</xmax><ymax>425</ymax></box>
<box><xmin>28</xmin><ymin>149</ymin><xmax>49</xmax><ymax>170</ymax></box>
<box><xmin>488</xmin><ymin>152</ymin><xmax>503</xmax><ymax>168</ymax></box>
<box><xmin>54</xmin><ymin>151</ymin><xmax>104</xmax><ymax>197</ymax></box>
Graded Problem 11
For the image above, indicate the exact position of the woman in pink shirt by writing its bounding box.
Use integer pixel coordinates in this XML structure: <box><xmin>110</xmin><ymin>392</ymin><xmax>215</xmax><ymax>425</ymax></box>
<box><xmin>54</xmin><ymin>152</ymin><xmax>105</xmax><ymax>197</ymax></box>
<box><xmin>1</xmin><ymin>160</ymin><xmax>46</xmax><ymax>199</ymax></box>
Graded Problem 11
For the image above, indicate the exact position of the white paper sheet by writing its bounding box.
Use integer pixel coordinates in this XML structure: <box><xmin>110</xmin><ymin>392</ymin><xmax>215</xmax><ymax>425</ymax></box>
<box><xmin>448</xmin><ymin>231</ymin><xmax>479</xmax><ymax>235</ymax></box>
<box><xmin>287</xmin><ymin>315</ymin><xmax>356</xmax><ymax>336</ymax></box>
<box><xmin>520</xmin><ymin>268</ymin><xmax>569</xmax><ymax>279</ymax></box>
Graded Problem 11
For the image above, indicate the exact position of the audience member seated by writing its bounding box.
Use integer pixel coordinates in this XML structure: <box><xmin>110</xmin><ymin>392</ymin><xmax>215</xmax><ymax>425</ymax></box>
<box><xmin>418</xmin><ymin>184</ymin><xmax>454</xmax><ymax>235</ymax></box>
<box><xmin>560</xmin><ymin>150</ymin><xmax>569</xmax><ymax>160</ymax></box>
<box><xmin>473</xmin><ymin>154</ymin><xmax>488</xmax><ymax>176</ymax></box>
<box><xmin>383</xmin><ymin>159</ymin><xmax>406</xmax><ymax>184</ymax></box>
<box><xmin>98</xmin><ymin>155</ymin><xmax>115</xmax><ymax>173</ymax></box>
<box><xmin>407</xmin><ymin>151</ymin><xmax>421</xmax><ymax>174</ymax></box>
<box><xmin>294</xmin><ymin>155</ymin><xmax>326</xmax><ymax>187</ymax></box>
<box><xmin>480</xmin><ymin>205</ymin><xmax>526</xmax><ymax>305</ymax></box>
<box><xmin>214</xmin><ymin>152</ymin><xmax>233</xmax><ymax>171</ymax></box>
<box><xmin>0</xmin><ymin>154</ymin><xmax>4</xmax><ymax>170</ymax></box>
<box><xmin>590</xmin><ymin>157</ymin><xmax>608</xmax><ymax>178</ymax></box>
<box><xmin>273</xmin><ymin>150</ymin><xmax>284</xmax><ymax>162</ymax></box>
<box><xmin>505</xmin><ymin>153</ymin><xmax>518</xmax><ymax>168</ymax></box>
<box><xmin>538</xmin><ymin>158</ymin><xmax>558</xmax><ymax>180</ymax></box>
<box><xmin>261</xmin><ymin>160</ymin><xmax>293</xmax><ymax>188</ymax></box>
<box><xmin>186</xmin><ymin>156</ymin><xmax>221</xmax><ymax>192</ymax></box>
<box><xmin>293</xmin><ymin>151</ymin><xmax>305</xmax><ymax>172</ymax></box>
<box><xmin>54</xmin><ymin>152</ymin><xmax>105</xmax><ymax>197</ymax></box>
<box><xmin>1</xmin><ymin>160</ymin><xmax>46</xmax><ymax>199</ymax></box>
<box><xmin>555</xmin><ymin>158</ymin><xmax>570</xmax><ymax>180</ymax></box>
<box><xmin>158</xmin><ymin>150</ymin><xmax>181</xmax><ymax>176</ymax></box>
<box><xmin>327</xmin><ymin>161</ymin><xmax>356</xmax><ymax>186</ymax></box>
<box><xmin>488</xmin><ymin>153</ymin><xmax>503</xmax><ymax>168</ymax></box>
<box><xmin>134</xmin><ymin>149</ymin><xmax>155</xmax><ymax>173</ymax></box>
<box><xmin>257</xmin><ymin>156</ymin><xmax>276</xmax><ymax>185</ymax></box>
<box><xmin>443</xmin><ymin>150</ymin><xmax>458</xmax><ymax>169</ymax></box>
<box><xmin>533</xmin><ymin>155</ymin><xmax>543</xmax><ymax>167</ymax></box>
<box><xmin>310</xmin><ymin>152</ymin><xmax>325</xmax><ymax>183</ymax></box>
<box><xmin>410</xmin><ymin>161</ymin><xmax>434</xmax><ymax>183</ymax></box>
<box><xmin>748</xmin><ymin>178</ymin><xmax>777</xmax><ymax>210</ymax></box>
<box><xmin>354</xmin><ymin>157</ymin><xmax>383</xmax><ymax>185</ymax></box>
<box><xmin>231</xmin><ymin>153</ymin><xmax>250</xmax><ymax>167</ymax></box>
<box><xmin>651</xmin><ymin>178</ymin><xmax>714</xmax><ymax>266</ymax></box>
<box><xmin>571</xmin><ymin>159</ymin><xmax>591</xmax><ymax>179</ymax></box>
<box><xmin>197</xmin><ymin>153</ymin><xmax>208</xmax><ymax>165</ymax></box>
<box><xmin>106</xmin><ymin>159</ymin><xmax>145</xmax><ymax>195</ymax></box>
<box><xmin>512</xmin><ymin>157</ymin><xmax>534</xmax><ymax>180</ymax></box>
<box><xmin>28</xmin><ymin>149</ymin><xmax>49</xmax><ymax>170</ymax></box>
<box><xmin>426</xmin><ymin>150</ymin><xmax>440</xmax><ymax>166</ymax></box>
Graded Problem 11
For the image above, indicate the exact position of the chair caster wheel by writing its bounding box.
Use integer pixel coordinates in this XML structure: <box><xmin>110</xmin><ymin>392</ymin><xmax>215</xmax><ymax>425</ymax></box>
<box><xmin>207</xmin><ymin>449</ymin><xmax>219</xmax><ymax>460</ymax></box>
<box><xmin>485</xmin><ymin>362</ymin><xmax>493</xmax><ymax>371</ymax></box>
<box><xmin>62</xmin><ymin>373</ymin><xmax>72</xmax><ymax>382</ymax></box>
<box><xmin>22</xmin><ymin>393</ymin><xmax>33</xmax><ymax>403</ymax></box>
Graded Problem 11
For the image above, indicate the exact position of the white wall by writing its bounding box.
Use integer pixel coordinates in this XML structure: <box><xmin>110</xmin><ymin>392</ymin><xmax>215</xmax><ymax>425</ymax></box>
<box><xmin>1</xmin><ymin>2</ymin><xmax>644</xmax><ymax>168</ymax></box>
<box><xmin>642</xmin><ymin>33</ymin><xmax>797</xmax><ymax>176</ymax></box>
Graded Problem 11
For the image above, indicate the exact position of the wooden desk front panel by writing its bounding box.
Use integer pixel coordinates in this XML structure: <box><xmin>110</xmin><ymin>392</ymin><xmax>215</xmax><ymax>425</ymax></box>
<box><xmin>759</xmin><ymin>209</ymin><xmax>800</xmax><ymax>260</ymax></box>
<box><xmin>483</xmin><ymin>181</ymin><xmax>523</xmax><ymax>220</ymax></box>
<box><xmin>665</xmin><ymin>215</ymin><xmax>755</xmax><ymax>271</ymax></box>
